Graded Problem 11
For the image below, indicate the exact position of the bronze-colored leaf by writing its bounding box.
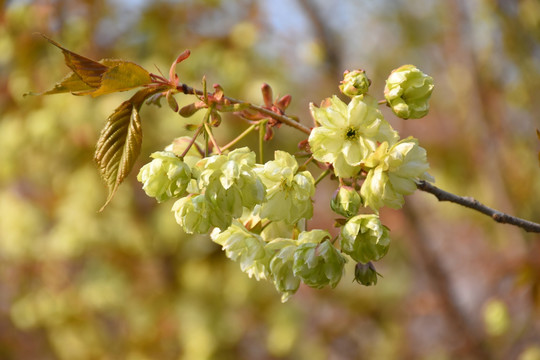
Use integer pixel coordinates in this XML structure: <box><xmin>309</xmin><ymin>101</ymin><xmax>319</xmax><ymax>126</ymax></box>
<box><xmin>41</xmin><ymin>34</ymin><xmax>109</xmax><ymax>88</ymax></box>
<box><xmin>88</xmin><ymin>60</ymin><xmax>153</xmax><ymax>97</ymax></box>
<box><xmin>94</xmin><ymin>88</ymin><xmax>160</xmax><ymax>210</ymax></box>
<box><xmin>25</xmin><ymin>72</ymin><xmax>96</xmax><ymax>96</ymax></box>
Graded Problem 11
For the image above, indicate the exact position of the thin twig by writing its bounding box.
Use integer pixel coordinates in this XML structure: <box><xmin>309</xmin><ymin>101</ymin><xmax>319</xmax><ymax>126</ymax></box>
<box><xmin>416</xmin><ymin>180</ymin><xmax>540</xmax><ymax>233</ymax></box>
<box><xmin>178</xmin><ymin>83</ymin><xmax>312</xmax><ymax>135</ymax></box>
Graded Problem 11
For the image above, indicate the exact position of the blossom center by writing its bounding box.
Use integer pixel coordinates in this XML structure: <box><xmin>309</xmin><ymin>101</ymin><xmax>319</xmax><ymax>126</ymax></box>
<box><xmin>344</xmin><ymin>126</ymin><xmax>359</xmax><ymax>141</ymax></box>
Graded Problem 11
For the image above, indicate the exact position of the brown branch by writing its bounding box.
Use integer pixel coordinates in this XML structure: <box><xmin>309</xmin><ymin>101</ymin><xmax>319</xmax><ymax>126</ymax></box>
<box><xmin>178</xmin><ymin>83</ymin><xmax>312</xmax><ymax>135</ymax></box>
<box><xmin>417</xmin><ymin>180</ymin><xmax>540</xmax><ymax>233</ymax></box>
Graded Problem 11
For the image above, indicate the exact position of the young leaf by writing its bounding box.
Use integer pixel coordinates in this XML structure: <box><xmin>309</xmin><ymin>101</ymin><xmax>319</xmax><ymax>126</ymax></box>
<box><xmin>33</xmin><ymin>35</ymin><xmax>152</xmax><ymax>97</ymax></box>
<box><xmin>41</xmin><ymin>34</ymin><xmax>109</xmax><ymax>88</ymax></box>
<box><xmin>86</xmin><ymin>60</ymin><xmax>153</xmax><ymax>97</ymax></box>
<box><xmin>24</xmin><ymin>72</ymin><xmax>95</xmax><ymax>97</ymax></box>
<box><xmin>94</xmin><ymin>88</ymin><xmax>161</xmax><ymax>210</ymax></box>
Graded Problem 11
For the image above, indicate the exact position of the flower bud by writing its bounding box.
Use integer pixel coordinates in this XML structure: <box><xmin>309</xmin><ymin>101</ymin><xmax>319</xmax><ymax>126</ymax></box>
<box><xmin>330</xmin><ymin>186</ymin><xmax>361</xmax><ymax>218</ymax></box>
<box><xmin>341</xmin><ymin>214</ymin><xmax>390</xmax><ymax>263</ymax></box>
<box><xmin>384</xmin><ymin>65</ymin><xmax>434</xmax><ymax>119</ymax></box>
<box><xmin>179</xmin><ymin>102</ymin><xmax>207</xmax><ymax>118</ymax></box>
<box><xmin>166</xmin><ymin>90</ymin><xmax>179</xmax><ymax>112</ymax></box>
<box><xmin>354</xmin><ymin>262</ymin><xmax>381</xmax><ymax>286</ymax></box>
<box><xmin>339</xmin><ymin>70</ymin><xmax>371</xmax><ymax>97</ymax></box>
<box><xmin>261</xmin><ymin>83</ymin><xmax>273</xmax><ymax>107</ymax></box>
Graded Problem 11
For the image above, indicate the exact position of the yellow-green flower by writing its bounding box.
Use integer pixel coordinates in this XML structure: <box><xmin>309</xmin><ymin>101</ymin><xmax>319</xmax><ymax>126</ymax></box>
<box><xmin>293</xmin><ymin>234</ymin><xmax>346</xmax><ymax>289</ymax></box>
<box><xmin>361</xmin><ymin>137</ymin><xmax>434</xmax><ymax>211</ymax></box>
<box><xmin>137</xmin><ymin>151</ymin><xmax>191</xmax><ymax>202</ymax></box>
<box><xmin>309</xmin><ymin>95</ymin><xmax>398</xmax><ymax>178</ymax></box>
<box><xmin>255</xmin><ymin>151</ymin><xmax>315</xmax><ymax>224</ymax></box>
<box><xmin>196</xmin><ymin>147</ymin><xmax>265</xmax><ymax>221</ymax></box>
<box><xmin>266</xmin><ymin>239</ymin><xmax>301</xmax><ymax>302</ymax></box>
<box><xmin>341</xmin><ymin>214</ymin><xmax>390</xmax><ymax>263</ymax></box>
<box><xmin>384</xmin><ymin>64</ymin><xmax>434</xmax><ymax>119</ymax></box>
<box><xmin>211</xmin><ymin>221</ymin><xmax>269</xmax><ymax>280</ymax></box>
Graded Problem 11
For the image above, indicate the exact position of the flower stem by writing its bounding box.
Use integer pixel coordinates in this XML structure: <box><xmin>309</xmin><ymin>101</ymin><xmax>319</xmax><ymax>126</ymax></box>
<box><xmin>259</xmin><ymin>120</ymin><xmax>267</xmax><ymax>164</ymax></box>
<box><xmin>314</xmin><ymin>168</ymin><xmax>332</xmax><ymax>186</ymax></box>
<box><xmin>180</xmin><ymin>125</ymin><xmax>204</xmax><ymax>158</ymax></box>
<box><xmin>221</xmin><ymin>123</ymin><xmax>258</xmax><ymax>152</ymax></box>
<box><xmin>204</xmin><ymin>121</ymin><xmax>221</xmax><ymax>155</ymax></box>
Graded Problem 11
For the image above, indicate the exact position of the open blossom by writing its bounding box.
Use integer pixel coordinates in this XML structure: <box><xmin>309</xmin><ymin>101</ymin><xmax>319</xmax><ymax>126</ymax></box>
<box><xmin>195</xmin><ymin>147</ymin><xmax>265</xmax><ymax>223</ymax></box>
<box><xmin>361</xmin><ymin>137</ymin><xmax>434</xmax><ymax>211</ymax></box>
<box><xmin>308</xmin><ymin>95</ymin><xmax>399</xmax><ymax>178</ymax></box>
<box><xmin>384</xmin><ymin>64</ymin><xmax>434</xmax><ymax>119</ymax></box>
<box><xmin>211</xmin><ymin>221</ymin><xmax>270</xmax><ymax>280</ymax></box>
<box><xmin>137</xmin><ymin>151</ymin><xmax>191</xmax><ymax>202</ymax></box>
<box><xmin>255</xmin><ymin>151</ymin><xmax>315</xmax><ymax>224</ymax></box>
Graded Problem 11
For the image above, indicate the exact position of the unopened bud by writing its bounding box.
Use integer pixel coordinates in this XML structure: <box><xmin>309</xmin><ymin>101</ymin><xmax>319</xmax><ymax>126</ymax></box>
<box><xmin>213</xmin><ymin>84</ymin><xmax>225</xmax><ymax>102</ymax></box>
<box><xmin>354</xmin><ymin>262</ymin><xmax>380</xmax><ymax>286</ymax></box>
<box><xmin>261</xmin><ymin>83</ymin><xmax>273</xmax><ymax>107</ymax></box>
<box><xmin>166</xmin><ymin>90</ymin><xmax>179</xmax><ymax>112</ymax></box>
<box><xmin>179</xmin><ymin>102</ymin><xmax>203</xmax><ymax>118</ymax></box>
<box><xmin>276</xmin><ymin>94</ymin><xmax>292</xmax><ymax>110</ymax></box>
<box><xmin>384</xmin><ymin>64</ymin><xmax>434</xmax><ymax>119</ymax></box>
<box><xmin>210</xmin><ymin>111</ymin><xmax>221</xmax><ymax>126</ymax></box>
<box><xmin>330</xmin><ymin>186</ymin><xmax>361</xmax><ymax>218</ymax></box>
<box><xmin>339</xmin><ymin>69</ymin><xmax>371</xmax><ymax>97</ymax></box>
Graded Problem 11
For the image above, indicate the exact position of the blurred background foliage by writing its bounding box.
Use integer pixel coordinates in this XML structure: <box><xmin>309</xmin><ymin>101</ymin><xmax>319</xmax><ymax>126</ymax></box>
<box><xmin>1</xmin><ymin>0</ymin><xmax>540</xmax><ymax>359</ymax></box>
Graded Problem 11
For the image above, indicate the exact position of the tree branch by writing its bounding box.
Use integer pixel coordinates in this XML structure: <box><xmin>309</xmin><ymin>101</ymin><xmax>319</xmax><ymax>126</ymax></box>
<box><xmin>178</xmin><ymin>83</ymin><xmax>312</xmax><ymax>135</ymax></box>
<box><xmin>416</xmin><ymin>180</ymin><xmax>540</xmax><ymax>233</ymax></box>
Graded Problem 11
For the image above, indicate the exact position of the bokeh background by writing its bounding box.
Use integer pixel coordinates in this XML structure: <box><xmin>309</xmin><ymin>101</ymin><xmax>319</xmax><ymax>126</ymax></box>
<box><xmin>1</xmin><ymin>0</ymin><xmax>540</xmax><ymax>359</ymax></box>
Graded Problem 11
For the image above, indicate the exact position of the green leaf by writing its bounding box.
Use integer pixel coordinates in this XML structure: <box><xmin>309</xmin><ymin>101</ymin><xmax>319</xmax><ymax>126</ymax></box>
<box><xmin>94</xmin><ymin>88</ymin><xmax>160</xmax><ymax>210</ymax></box>
<box><xmin>87</xmin><ymin>60</ymin><xmax>153</xmax><ymax>97</ymax></box>
<box><xmin>41</xmin><ymin>34</ymin><xmax>109</xmax><ymax>88</ymax></box>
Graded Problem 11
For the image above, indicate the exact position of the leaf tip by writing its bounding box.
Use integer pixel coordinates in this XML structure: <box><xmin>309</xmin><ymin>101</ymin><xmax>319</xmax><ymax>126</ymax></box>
<box><xmin>98</xmin><ymin>193</ymin><xmax>116</xmax><ymax>212</ymax></box>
